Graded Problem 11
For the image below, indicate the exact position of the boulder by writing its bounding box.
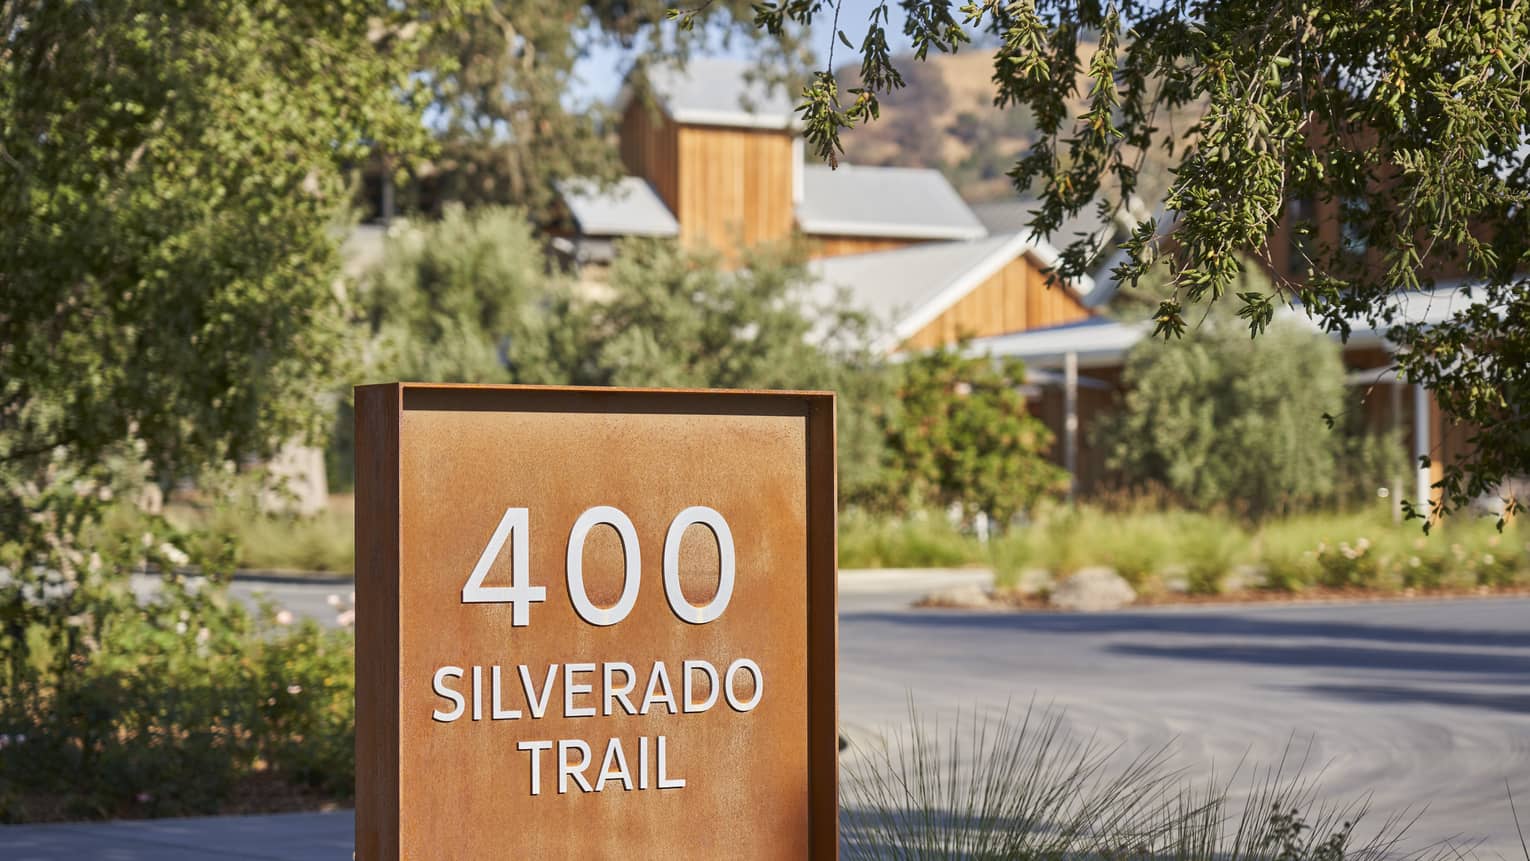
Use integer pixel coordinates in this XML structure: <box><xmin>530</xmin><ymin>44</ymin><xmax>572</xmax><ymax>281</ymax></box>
<box><xmin>1050</xmin><ymin>567</ymin><xmax>1136</xmax><ymax>611</ymax></box>
<box><xmin>917</xmin><ymin>582</ymin><xmax>997</xmax><ymax>610</ymax></box>
<box><xmin>1012</xmin><ymin>567</ymin><xmax>1055</xmax><ymax>597</ymax></box>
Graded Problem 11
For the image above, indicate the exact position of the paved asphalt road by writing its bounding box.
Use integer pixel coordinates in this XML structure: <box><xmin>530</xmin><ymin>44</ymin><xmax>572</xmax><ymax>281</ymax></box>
<box><xmin>5</xmin><ymin>573</ymin><xmax>1527</xmax><ymax>859</ymax></box>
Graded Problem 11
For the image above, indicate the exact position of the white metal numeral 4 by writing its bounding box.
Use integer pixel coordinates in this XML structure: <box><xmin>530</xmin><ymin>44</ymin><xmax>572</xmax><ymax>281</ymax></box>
<box><xmin>461</xmin><ymin>507</ymin><xmax>546</xmax><ymax>626</ymax></box>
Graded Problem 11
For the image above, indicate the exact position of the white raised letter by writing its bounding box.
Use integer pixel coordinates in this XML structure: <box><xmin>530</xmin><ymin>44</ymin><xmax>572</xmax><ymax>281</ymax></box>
<box><xmin>491</xmin><ymin>666</ymin><xmax>521</xmax><ymax>720</ymax></box>
<box><xmin>725</xmin><ymin>658</ymin><xmax>764</xmax><ymax>712</ymax></box>
<box><xmin>462</xmin><ymin>507</ymin><xmax>545</xmax><ymax>626</ymax></box>
<box><xmin>683</xmin><ymin>660</ymin><xmax>719</xmax><ymax>713</ymax></box>
<box><xmin>657</xmin><ymin>735</ymin><xmax>686</xmax><ymax>789</ymax></box>
<box><xmin>518</xmin><ymin>740</ymin><xmax>553</xmax><ymax>796</ymax></box>
<box><xmin>640</xmin><ymin>661</ymin><xmax>678</xmax><ymax>715</ymax></box>
<box><xmin>558</xmin><ymin>740</ymin><xmax>594</xmax><ymax>794</ymax></box>
<box><xmin>432</xmin><ymin>666</ymin><xmax>465</xmax><ymax>722</ymax></box>
<box><xmin>662</xmin><ymin>506</ymin><xmax>736</xmax><ymax>624</ymax></box>
<box><xmin>566</xmin><ymin>506</ymin><xmax>641</xmax><ymax>626</ymax></box>
<box><xmin>564</xmin><ymin>662</ymin><xmax>596</xmax><ymax>718</ymax></box>
<box><xmin>519</xmin><ymin>664</ymin><xmax>558</xmax><ymax>719</ymax></box>
<box><xmin>639</xmin><ymin>736</ymin><xmax>650</xmax><ymax>790</ymax></box>
<box><xmin>604</xmin><ymin>662</ymin><xmax>638</xmax><ymax>716</ymax></box>
<box><xmin>596</xmin><ymin>738</ymin><xmax>634</xmax><ymax>791</ymax></box>
<box><xmin>472</xmin><ymin>665</ymin><xmax>483</xmax><ymax>721</ymax></box>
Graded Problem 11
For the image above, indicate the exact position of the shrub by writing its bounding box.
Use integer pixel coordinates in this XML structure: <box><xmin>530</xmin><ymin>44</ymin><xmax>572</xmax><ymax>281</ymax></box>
<box><xmin>988</xmin><ymin>506</ymin><xmax>1246</xmax><ymax>594</ymax></box>
<box><xmin>980</xmin><ymin>503</ymin><xmax>1530</xmax><ymax>596</ymax></box>
<box><xmin>360</xmin><ymin>205</ymin><xmax>572</xmax><ymax>386</ymax></box>
<box><xmin>178</xmin><ymin>498</ymin><xmax>355</xmax><ymax>574</ymax></box>
<box><xmin>0</xmin><ymin>497</ymin><xmax>358</xmax><ymax>823</ymax></box>
<box><xmin>1099</xmin><ymin>316</ymin><xmax>1347</xmax><ymax>518</ymax></box>
<box><xmin>348</xmin><ymin>222</ymin><xmax>894</xmax><ymax>506</ymax></box>
<box><xmin>878</xmin><ymin>347</ymin><xmax>1068</xmax><ymax>528</ymax></box>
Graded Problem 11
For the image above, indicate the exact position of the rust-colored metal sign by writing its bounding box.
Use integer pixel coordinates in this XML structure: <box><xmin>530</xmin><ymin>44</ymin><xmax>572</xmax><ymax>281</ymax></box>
<box><xmin>355</xmin><ymin>384</ymin><xmax>837</xmax><ymax>859</ymax></box>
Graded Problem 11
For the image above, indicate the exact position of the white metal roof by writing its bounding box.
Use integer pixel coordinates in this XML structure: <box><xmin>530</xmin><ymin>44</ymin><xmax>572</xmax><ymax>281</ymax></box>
<box><xmin>965</xmin><ymin>282</ymin><xmax>1494</xmax><ymax>368</ymax></box>
<box><xmin>636</xmin><ymin>58</ymin><xmax>800</xmax><ymax>131</ymax></box>
<box><xmin>1339</xmin><ymin>280</ymin><xmax>1493</xmax><ymax>348</ymax></box>
<box><xmin>965</xmin><ymin>317</ymin><xmax>1150</xmax><ymax>369</ymax></box>
<box><xmin>812</xmin><ymin>232</ymin><xmax>1096</xmax><ymax>352</ymax></box>
<box><xmin>797</xmin><ymin>165</ymin><xmax>988</xmax><ymax>240</ymax></box>
<box><xmin>558</xmin><ymin>177</ymin><xmax>679</xmax><ymax>238</ymax></box>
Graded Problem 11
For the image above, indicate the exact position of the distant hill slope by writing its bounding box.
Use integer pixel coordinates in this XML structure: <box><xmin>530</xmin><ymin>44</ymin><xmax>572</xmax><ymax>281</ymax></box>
<box><xmin>834</xmin><ymin>48</ymin><xmax>1188</xmax><ymax>205</ymax></box>
<box><xmin>836</xmin><ymin>52</ymin><xmax>1036</xmax><ymax>202</ymax></box>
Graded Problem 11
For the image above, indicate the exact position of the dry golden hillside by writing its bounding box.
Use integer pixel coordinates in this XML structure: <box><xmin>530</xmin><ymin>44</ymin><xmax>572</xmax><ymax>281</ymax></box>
<box><xmin>835</xmin><ymin>47</ymin><xmax>1191</xmax><ymax>204</ymax></box>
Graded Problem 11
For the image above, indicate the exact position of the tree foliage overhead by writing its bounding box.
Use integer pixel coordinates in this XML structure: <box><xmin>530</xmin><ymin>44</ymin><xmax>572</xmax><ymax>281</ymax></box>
<box><xmin>1</xmin><ymin>0</ymin><xmax>449</xmax><ymax>481</ymax></box>
<box><xmin>768</xmin><ymin>0</ymin><xmax>1530</xmax><ymax>519</ymax></box>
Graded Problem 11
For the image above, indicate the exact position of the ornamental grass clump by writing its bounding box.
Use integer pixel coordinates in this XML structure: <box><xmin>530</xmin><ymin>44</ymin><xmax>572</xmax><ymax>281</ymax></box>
<box><xmin>841</xmin><ymin>704</ymin><xmax>1177</xmax><ymax>859</ymax></box>
<box><xmin>841</xmin><ymin>704</ymin><xmax>1451</xmax><ymax>861</ymax></box>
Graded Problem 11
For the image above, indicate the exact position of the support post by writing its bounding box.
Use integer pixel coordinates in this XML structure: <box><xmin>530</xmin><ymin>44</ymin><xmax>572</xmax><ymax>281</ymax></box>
<box><xmin>1390</xmin><ymin>381</ymin><xmax>1403</xmax><ymax>523</ymax></box>
<box><xmin>1413</xmin><ymin>383</ymin><xmax>1431</xmax><ymax>514</ymax></box>
<box><xmin>380</xmin><ymin>155</ymin><xmax>395</xmax><ymax>223</ymax></box>
<box><xmin>1064</xmin><ymin>351</ymin><xmax>1078</xmax><ymax>501</ymax></box>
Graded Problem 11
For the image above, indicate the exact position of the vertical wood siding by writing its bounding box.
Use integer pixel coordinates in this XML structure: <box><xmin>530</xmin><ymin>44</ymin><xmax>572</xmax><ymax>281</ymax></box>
<box><xmin>902</xmin><ymin>253</ymin><xmax>1092</xmax><ymax>350</ymax></box>
<box><xmin>619</xmin><ymin>100</ymin><xmax>679</xmax><ymax>213</ymax></box>
<box><xmin>675</xmin><ymin>124</ymin><xmax>796</xmax><ymax>262</ymax></box>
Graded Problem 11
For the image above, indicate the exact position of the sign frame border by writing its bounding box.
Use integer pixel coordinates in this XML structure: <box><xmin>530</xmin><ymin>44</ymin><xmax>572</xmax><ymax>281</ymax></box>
<box><xmin>354</xmin><ymin>382</ymin><xmax>839</xmax><ymax>859</ymax></box>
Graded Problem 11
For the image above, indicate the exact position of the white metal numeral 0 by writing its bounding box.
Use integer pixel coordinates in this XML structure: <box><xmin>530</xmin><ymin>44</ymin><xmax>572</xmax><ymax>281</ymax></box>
<box><xmin>461</xmin><ymin>507</ymin><xmax>546</xmax><ymax>626</ymax></box>
<box><xmin>663</xmin><ymin>506</ymin><xmax>735</xmax><ymax>625</ymax></box>
<box><xmin>566</xmin><ymin>506</ymin><xmax>642</xmax><ymax>626</ymax></box>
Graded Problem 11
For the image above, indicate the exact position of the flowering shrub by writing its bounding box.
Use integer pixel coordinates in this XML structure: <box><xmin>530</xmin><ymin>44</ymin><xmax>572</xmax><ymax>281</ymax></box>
<box><xmin>0</xmin><ymin>491</ymin><xmax>357</xmax><ymax>823</ymax></box>
<box><xmin>1260</xmin><ymin>516</ymin><xmax>1530</xmax><ymax>594</ymax></box>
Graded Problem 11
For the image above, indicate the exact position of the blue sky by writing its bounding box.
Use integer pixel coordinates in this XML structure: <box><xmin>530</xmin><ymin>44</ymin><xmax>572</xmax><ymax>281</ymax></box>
<box><xmin>566</xmin><ymin>0</ymin><xmax>916</xmax><ymax>106</ymax></box>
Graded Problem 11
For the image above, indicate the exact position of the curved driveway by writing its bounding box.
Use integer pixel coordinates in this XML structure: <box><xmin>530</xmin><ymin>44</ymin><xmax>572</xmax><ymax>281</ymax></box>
<box><xmin>838</xmin><ymin>581</ymin><xmax>1530</xmax><ymax>854</ymax></box>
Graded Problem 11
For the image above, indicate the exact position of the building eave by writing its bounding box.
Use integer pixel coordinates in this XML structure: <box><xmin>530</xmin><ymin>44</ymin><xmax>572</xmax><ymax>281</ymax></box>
<box><xmin>799</xmin><ymin>220</ymin><xmax>988</xmax><ymax>241</ymax></box>
<box><xmin>874</xmin><ymin>234</ymin><xmax>1098</xmax><ymax>354</ymax></box>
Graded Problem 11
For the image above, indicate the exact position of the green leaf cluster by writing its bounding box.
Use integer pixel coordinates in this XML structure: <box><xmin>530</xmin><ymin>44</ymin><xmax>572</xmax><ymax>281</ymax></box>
<box><xmin>360</xmin><ymin>206</ymin><xmax>577</xmax><ymax>386</ymax></box>
<box><xmin>1</xmin><ymin>0</ymin><xmax>447</xmax><ymax>481</ymax></box>
<box><xmin>877</xmin><ymin>347</ymin><xmax>1067</xmax><ymax>527</ymax></box>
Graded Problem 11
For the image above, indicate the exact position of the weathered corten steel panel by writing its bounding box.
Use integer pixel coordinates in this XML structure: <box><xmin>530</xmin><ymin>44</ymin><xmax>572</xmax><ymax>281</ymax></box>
<box><xmin>355</xmin><ymin>383</ymin><xmax>837</xmax><ymax>860</ymax></box>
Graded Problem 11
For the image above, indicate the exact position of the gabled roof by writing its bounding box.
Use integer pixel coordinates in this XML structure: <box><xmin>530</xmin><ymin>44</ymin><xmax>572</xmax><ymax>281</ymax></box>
<box><xmin>798</xmin><ymin>165</ymin><xmax>988</xmax><ymax>241</ymax></box>
<box><xmin>630</xmin><ymin>57</ymin><xmax>799</xmax><ymax>131</ymax></box>
<box><xmin>557</xmin><ymin>177</ymin><xmax>678</xmax><ymax>238</ymax></box>
<box><xmin>811</xmin><ymin>232</ymin><xmax>1096</xmax><ymax>352</ymax></box>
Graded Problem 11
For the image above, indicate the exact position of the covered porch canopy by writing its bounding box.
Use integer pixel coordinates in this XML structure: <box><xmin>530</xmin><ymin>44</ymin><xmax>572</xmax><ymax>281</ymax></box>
<box><xmin>961</xmin><ymin>283</ymin><xmax>1492</xmax><ymax>507</ymax></box>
